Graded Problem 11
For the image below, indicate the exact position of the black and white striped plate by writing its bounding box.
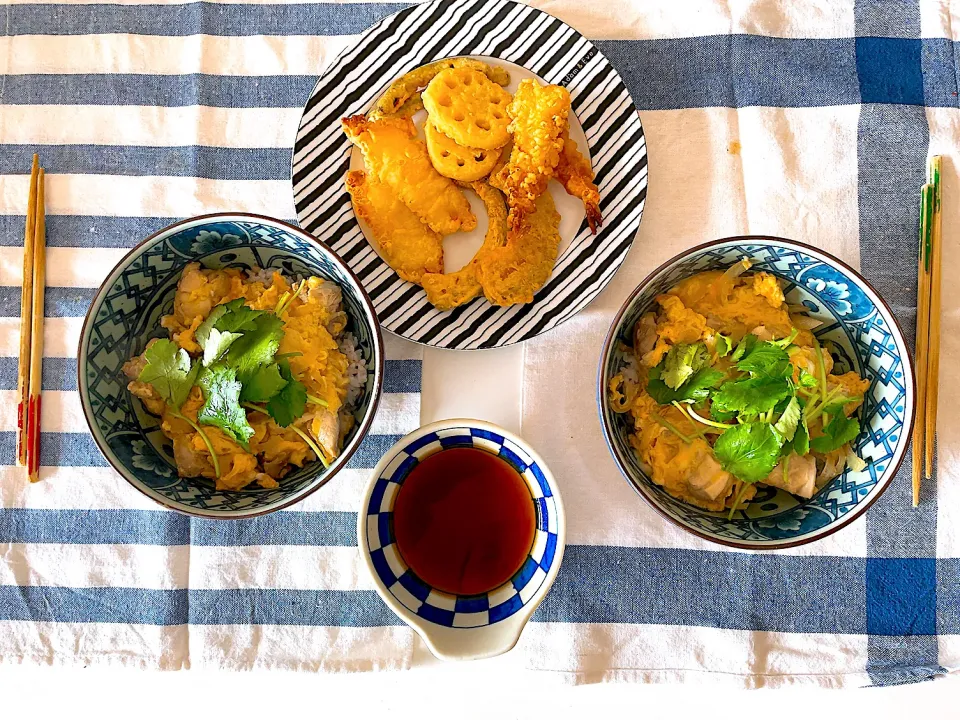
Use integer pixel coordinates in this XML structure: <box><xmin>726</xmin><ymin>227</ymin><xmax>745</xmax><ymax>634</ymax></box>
<box><xmin>292</xmin><ymin>0</ymin><xmax>647</xmax><ymax>349</ymax></box>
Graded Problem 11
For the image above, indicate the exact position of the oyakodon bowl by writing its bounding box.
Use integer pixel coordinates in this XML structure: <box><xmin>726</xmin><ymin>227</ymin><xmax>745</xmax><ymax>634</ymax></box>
<box><xmin>358</xmin><ymin>420</ymin><xmax>565</xmax><ymax>661</ymax></box>
<box><xmin>78</xmin><ymin>213</ymin><xmax>384</xmax><ymax>518</ymax></box>
<box><xmin>598</xmin><ymin>236</ymin><xmax>915</xmax><ymax>549</ymax></box>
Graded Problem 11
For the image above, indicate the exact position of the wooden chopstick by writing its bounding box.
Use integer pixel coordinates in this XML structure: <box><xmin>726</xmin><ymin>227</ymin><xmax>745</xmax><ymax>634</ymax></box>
<box><xmin>924</xmin><ymin>156</ymin><xmax>943</xmax><ymax>481</ymax></box>
<box><xmin>912</xmin><ymin>182</ymin><xmax>933</xmax><ymax>506</ymax></box>
<box><xmin>26</xmin><ymin>168</ymin><xmax>46</xmax><ymax>483</ymax></box>
<box><xmin>16</xmin><ymin>155</ymin><xmax>40</xmax><ymax>467</ymax></box>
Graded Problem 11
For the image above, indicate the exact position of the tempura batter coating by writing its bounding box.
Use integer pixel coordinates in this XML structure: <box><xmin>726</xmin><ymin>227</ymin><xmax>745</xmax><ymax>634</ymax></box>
<box><xmin>491</xmin><ymin>80</ymin><xmax>571</xmax><ymax>229</ymax></box>
<box><xmin>371</xmin><ymin>92</ymin><xmax>424</xmax><ymax>120</ymax></box>
<box><xmin>556</xmin><ymin>132</ymin><xmax>602</xmax><ymax>234</ymax></box>
<box><xmin>425</xmin><ymin>120</ymin><xmax>502</xmax><ymax>182</ymax></box>
<box><xmin>342</xmin><ymin>115</ymin><xmax>476</xmax><ymax>235</ymax></box>
<box><xmin>346</xmin><ymin>170</ymin><xmax>444</xmax><ymax>284</ymax></box>
<box><xmin>421</xmin><ymin>182</ymin><xmax>508</xmax><ymax>310</ymax></box>
<box><xmin>371</xmin><ymin>58</ymin><xmax>510</xmax><ymax>119</ymax></box>
<box><xmin>475</xmin><ymin>191</ymin><xmax>561</xmax><ymax>306</ymax></box>
<box><xmin>422</xmin><ymin>68</ymin><xmax>513</xmax><ymax>150</ymax></box>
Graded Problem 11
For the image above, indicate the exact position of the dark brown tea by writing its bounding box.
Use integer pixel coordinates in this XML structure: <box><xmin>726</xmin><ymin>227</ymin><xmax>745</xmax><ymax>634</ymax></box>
<box><xmin>392</xmin><ymin>447</ymin><xmax>535</xmax><ymax>596</ymax></box>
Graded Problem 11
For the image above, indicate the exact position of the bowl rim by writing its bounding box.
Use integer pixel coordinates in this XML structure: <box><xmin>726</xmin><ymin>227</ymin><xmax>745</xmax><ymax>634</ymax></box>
<box><xmin>77</xmin><ymin>211</ymin><xmax>385</xmax><ymax>519</ymax></box>
<box><xmin>596</xmin><ymin>234</ymin><xmax>917</xmax><ymax>550</ymax></box>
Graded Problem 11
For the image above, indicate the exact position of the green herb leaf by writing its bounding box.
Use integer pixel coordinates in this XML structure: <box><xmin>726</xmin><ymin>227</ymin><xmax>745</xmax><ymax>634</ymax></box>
<box><xmin>196</xmin><ymin>299</ymin><xmax>262</xmax><ymax>345</ymax></box>
<box><xmin>731</xmin><ymin>334</ymin><xmax>757</xmax><ymax>362</ymax></box>
<box><xmin>197</xmin><ymin>364</ymin><xmax>255</xmax><ymax>447</ymax></box>
<box><xmin>797</xmin><ymin>369</ymin><xmax>819</xmax><ymax>388</ymax></box>
<box><xmin>647</xmin><ymin>367</ymin><xmax>724</xmax><ymax>405</ymax></box>
<box><xmin>266</xmin><ymin>360</ymin><xmax>307</xmax><ymax>427</ymax></box>
<box><xmin>137</xmin><ymin>339</ymin><xmax>200</xmax><ymax>411</ymax></box>
<box><xmin>712</xmin><ymin>377</ymin><xmax>792</xmax><ymax>415</ymax></box>
<box><xmin>792</xmin><ymin>417</ymin><xmax>810</xmax><ymax>456</ymax></box>
<box><xmin>715</xmin><ymin>334</ymin><xmax>732</xmax><ymax>358</ymax></box>
<box><xmin>774</xmin><ymin>396</ymin><xmax>801</xmax><ymax>441</ymax></box>
<box><xmin>736</xmin><ymin>342</ymin><xmax>792</xmax><ymax>378</ymax></box>
<box><xmin>239</xmin><ymin>362</ymin><xmax>288</xmax><ymax>403</ymax></box>
<box><xmin>224</xmin><ymin>313</ymin><xmax>285</xmax><ymax>384</ymax></box>
<box><xmin>710</xmin><ymin>405</ymin><xmax>738</xmax><ymax>423</ymax></box>
<box><xmin>714</xmin><ymin>422</ymin><xmax>784</xmax><ymax>483</ymax></box>
<box><xmin>661</xmin><ymin>342</ymin><xmax>709</xmax><ymax>390</ymax></box>
<box><xmin>201</xmin><ymin>327</ymin><xmax>243</xmax><ymax>367</ymax></box>
<box><xmin>810</xmin><ymin>412</ymin><xmax>861</xmax><ymax>454</ymax></box>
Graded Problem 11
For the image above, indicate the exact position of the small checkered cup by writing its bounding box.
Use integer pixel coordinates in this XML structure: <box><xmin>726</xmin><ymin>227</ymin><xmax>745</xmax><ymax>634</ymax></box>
<box><xmin>358</xmin><ymin>419</ymin><xmax>565</xmax><ymax>661</ymax></box>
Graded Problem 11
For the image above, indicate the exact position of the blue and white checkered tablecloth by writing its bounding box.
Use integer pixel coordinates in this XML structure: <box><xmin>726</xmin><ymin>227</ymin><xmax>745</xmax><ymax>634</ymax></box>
<box><xmin>0</xmin><ymin>0</ymin><xmax>957</xmax><ymax>687</ymax></box>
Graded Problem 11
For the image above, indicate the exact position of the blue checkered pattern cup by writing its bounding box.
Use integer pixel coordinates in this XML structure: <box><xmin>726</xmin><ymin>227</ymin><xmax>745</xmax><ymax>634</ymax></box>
<box><xmin>358</xmin><ymin>420</ymin><xmax>565</xmax><ymax>661</ymax></box>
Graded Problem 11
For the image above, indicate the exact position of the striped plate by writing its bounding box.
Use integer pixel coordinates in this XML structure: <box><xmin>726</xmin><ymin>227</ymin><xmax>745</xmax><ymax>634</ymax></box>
<box><xmin>292</xmin><ymin>0</ymin><xmax>647</xmax><ymax>349</ymax></box>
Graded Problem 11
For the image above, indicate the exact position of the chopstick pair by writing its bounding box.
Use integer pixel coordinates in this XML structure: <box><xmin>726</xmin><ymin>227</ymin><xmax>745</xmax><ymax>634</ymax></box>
<box><xmin>16</xmin><ymin>155</ymin><xmax>46</xmax><ymax>483</ymax></box>
<box><xmin>912</xmin><ymin>155</ymin><xmax>942</xmax><ymax>506</ymax></box>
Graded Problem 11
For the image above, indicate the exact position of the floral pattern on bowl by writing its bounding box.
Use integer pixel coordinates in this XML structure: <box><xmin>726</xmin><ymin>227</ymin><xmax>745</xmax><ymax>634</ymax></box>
<box><xmin>597</xmin><ymin>236</ymin><xmax>914</xmax><ymax>549</ymax></box>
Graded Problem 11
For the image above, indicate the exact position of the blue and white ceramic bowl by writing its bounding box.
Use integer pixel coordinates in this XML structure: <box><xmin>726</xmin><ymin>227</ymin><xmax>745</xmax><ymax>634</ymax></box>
<box><xmin>79</xmin><ymin>213</ymin><xmax>384</xmax><ymax>519</ymax></box>
<box><xmin>358</xmin><ymin>420</ymin><xmax>565</xmax><ymax>661</ymax></box>
<box><xmin>598</xmin><ymin>236</ymin><xmax>915</xmax><ymax>550</ymax></box>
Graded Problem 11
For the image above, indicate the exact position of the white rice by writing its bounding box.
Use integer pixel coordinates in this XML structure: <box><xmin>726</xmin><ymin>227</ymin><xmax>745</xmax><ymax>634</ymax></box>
<box><xmin>246</xmin><ymin>267</ymin><xmax>275</xmax><ymax>286</ymax></box>
<box><xmin>339</xmin><ymin>332</ymin><xmax>368</xmax><ymax>407</ymax></box>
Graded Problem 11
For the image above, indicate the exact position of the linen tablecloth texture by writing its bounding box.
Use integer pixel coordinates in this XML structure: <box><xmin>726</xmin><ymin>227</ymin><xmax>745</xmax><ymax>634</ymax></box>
<box><xmin>0</xmin><ymin>0</ymin><xmax>957</xmax><ymax>687</ymax></box>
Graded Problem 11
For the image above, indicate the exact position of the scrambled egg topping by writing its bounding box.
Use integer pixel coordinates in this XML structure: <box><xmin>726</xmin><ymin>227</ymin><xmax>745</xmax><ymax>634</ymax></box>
<box><xmin>613</xmin><ymin>269</ymin><xmax>870</xmax><ymax>513</ymax></box>
<box><xmin>130</xmin><ymin>264</ymin><xmax>355</xmax><ymax>491</ymax></box>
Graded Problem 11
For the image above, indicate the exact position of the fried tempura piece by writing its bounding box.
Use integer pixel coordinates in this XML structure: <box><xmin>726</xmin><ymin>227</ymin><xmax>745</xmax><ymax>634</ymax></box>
<box><xmin>342</xmin><ymin>115</ymin><xmax>476</xmax><ymax>235</ymax></box>
<box><xmin>423</xmin><ymin>68</ymin><xmax>513</xmax><ymax>150</ymax></box>
<box><xmin>421</xmin><ymin>182</ymin><xmax>508</xmax><ymax>310</ymax></box>
<box><xmin>371</xmin><ymin>92</ymin><xmax>424</xmax><ymax>121</ymax></box>
<box><xmin>425</xmin><ymin>120</ymin><xmax>502</xmax><ymax>182</ymax></box>
<box><xmin>492</xmin><ymin>80</ymin><xmax>571</xmax><ymax>229</ymax></box>
<box><xmin>346</xmin><ymin>170</ymin><xmax>443</xmax><ymax>284</ymax></box>
<box><xmin>372</xmin><ymin>58</ymin><xmax>510</xmax><ymax>119</ymax></box>
<box><xmin>556</xmin><ymin>132</ymin><xmax>602</xmax><ymax>234</ymax></box>
<box><xmin>475</xmin><ymin>191</ymin><xmax>562</xmax><ymax>306</ymax></box>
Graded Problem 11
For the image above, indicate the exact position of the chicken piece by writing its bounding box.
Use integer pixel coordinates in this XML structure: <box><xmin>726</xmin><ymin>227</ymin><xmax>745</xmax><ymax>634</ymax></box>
<box><xmin>474</xmin><ymin>190</ymin><xmax>562</xmax><ymax>306</ymax></box>
<box><xmin>490</xmin><ymin>80</ymin><xmax>571</xmax><ymax>229</ymax></box>
<box><xmin>346</xmin><ymin>170</ymin><xmax>444</xmax><ymax>284</ymax></box>
<box><xmin>127</xmin><ymin>381</ymin><xmax>167</xmax><ymax>416</ymax></box>
<box><xmin>370</xmin><ymin>58</ymin><xmax>509</xmax><ymax>119</ymax></box>
<box><xmin>684</xmin><ymin>449</ymin><xmax>737</xmax><ymax>507</ymax></box>
<box><xmin>341</xmin><ymin>115</ymin><xmax>476</xmax><ymax>235</ymax></box>
<box><xmin>555</xmin><ymin>132</ymin><xmax>602</xmax><ymax>233</ymax></box>
<box><xmin>421</xmin><ymin>181</ymin><xmax>508</xmax><ymax>310</ymax></box>
<box><xmin>160</xmin><ymin>262</ymin><xmax>236</xmax><ymax>341</ymax></box>
<box><xmin>309</xmin><ymin>410</ymin><xmax>341</xmax><ymax>461</ymax></box>
<box><xmin>123</xmin><ymin>347</ymin><xmax>167</xmax><ymax>416</ymax></box>
<box><xmin>634</xmin><ymin>312</ymin><xmax>658</xmax><ymax>356</ymax></box>
<box><xmin>762</xmin><ymin>454</ymin><xmax>817</xmax><ymax>499</ymax></box>
<box><xmin>631</xmin><ymin>408</ymin><xmax>736</xmax><ymax>512</ymax></box>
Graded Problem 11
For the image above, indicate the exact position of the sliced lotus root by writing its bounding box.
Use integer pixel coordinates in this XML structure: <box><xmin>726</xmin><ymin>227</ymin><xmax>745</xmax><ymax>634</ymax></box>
<box><xmin>372</xmin><ymin>58</ymin><xmax>510</xmax><ymax>119</ymax></box>
<box><xmin>424</xmin><ymin>121</ymin><xmax>501</xmax><ymax>182</ymax></box>
<box><xmin>422</xmin><ymin>68</ymin><xmax>512</xmax><ymax>150</ymax></box>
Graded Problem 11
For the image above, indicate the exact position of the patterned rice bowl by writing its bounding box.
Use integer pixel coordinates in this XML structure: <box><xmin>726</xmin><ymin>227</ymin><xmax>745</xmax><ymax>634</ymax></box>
<box><xmin>358</xmin><ymin>420</ymin><xmax>565</xmax><ymax>661</ymax></box>
<box><xmin>79</xmin><ymin>213</ymin><xmax>384</xmax><ymax>518</ymax></box>
<box><xmin>598</xmin><ymin>236</ymin><xmax>915</xmax><ymax>549</ymax></box>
